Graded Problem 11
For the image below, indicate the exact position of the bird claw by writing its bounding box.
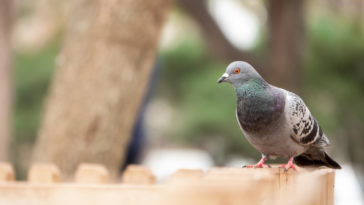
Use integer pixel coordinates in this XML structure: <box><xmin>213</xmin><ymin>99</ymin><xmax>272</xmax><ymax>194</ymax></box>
<box><xmin>280</xmin><ymin>164</ymin><xmax>297</xmax><ymax>171</ymax></box>
<box><xmin>280</xmin><ymin>157</ymin><xmax>297</xmax><ymax>171</ymax></box>
<box><xmin>242</xmin><ymin>156</ymin><xmax>271</xmax><ymax>168</ymax></box>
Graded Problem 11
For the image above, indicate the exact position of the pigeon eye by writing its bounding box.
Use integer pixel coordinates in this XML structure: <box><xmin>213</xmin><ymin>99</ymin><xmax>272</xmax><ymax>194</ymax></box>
<box><xmin>234</xmin><ymin>68</ymin><xmax>240</xmax><ymax>74</ymax></box>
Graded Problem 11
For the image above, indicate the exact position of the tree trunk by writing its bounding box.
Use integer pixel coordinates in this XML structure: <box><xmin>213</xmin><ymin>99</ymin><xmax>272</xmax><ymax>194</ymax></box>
<box><xmin>33</xmin><ymin>0</ymin><xmax>171</xmax><ymax>178</ymax></box>
<box><xmin>267</xmin><ymin>0</ymin><xmax>305</xmax><ymax>93</ymax></box>
<box><xmin>0</xmin><ymin>0</ymin><xmax>12</xmax><ymax>161</ymax></box>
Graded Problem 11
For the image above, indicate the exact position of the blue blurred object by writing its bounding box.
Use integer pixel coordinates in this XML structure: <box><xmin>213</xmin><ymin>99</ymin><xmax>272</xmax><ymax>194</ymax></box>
<box><xmin>122</xmin><ymin>58</ymin><xmax>162</xmax><ymax>169</ymax></box>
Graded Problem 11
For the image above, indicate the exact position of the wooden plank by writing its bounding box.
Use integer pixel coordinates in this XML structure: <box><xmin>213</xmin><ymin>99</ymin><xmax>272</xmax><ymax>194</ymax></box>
<box><xmin>122</xmin><ymin>165</ymin><xmax>155</xmax><ymax>185</ymax></box>
<box><xmin>0</xmin><ymin>183</ymin><xmax>161</xmax><ymax>205</ymax></box>
<box><xmin>28</xmin><ymin>163</ymin><xmax>60</xmax><ymax>183</ymax></box>
<box><xmin>326</xmin><ymin>169</ymin><xmax>335</xmax><ymax>205</ymax></box>
<box><xmin>0</xmin><ymin>164</ymin><xmax>336</xmax><ymax>205</ymax></box>
<box><xmin>75</xmin><ymin>163</ymin><xmax>110</xmax><ymax>183</ymax></box>
<box><xmin>0</xmin><ymin>162</ymin><xmax>14</xmax><ymax>182</ymax></box>
<box><xmin>169</xmin><ymin>169</ymin><xmax>204</xmax><ymax>183</ymax></box>
<box><xmin>204</xmin><ymin>167</ymin><xmax>279</xmax><ymax>203</ymax></box>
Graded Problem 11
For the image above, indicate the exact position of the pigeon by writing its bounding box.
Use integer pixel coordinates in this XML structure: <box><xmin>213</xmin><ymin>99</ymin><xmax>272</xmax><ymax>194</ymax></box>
<box><xmin>217</xmin><ymin>61</ymin><xmax>341</xmax><ymax>170</ymax></box>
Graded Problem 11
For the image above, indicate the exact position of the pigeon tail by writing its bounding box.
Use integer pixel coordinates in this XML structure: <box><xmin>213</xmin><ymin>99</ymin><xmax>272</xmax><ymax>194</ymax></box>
<box><xmin>294</xmin><ymin>147</ymin><xmax>341</xmax><ymax>169</ymax></box>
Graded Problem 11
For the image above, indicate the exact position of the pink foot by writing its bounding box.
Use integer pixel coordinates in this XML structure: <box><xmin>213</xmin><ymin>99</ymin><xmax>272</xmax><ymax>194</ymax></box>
<box><xmin>243</xmin><ymin>156</ymin><xmax>271</xmax><ymax>168</ymax></box>
<box><xmin>280</xmin><ymin>157</ymin><xmax>297</xmax><ymax>171</ymax></box>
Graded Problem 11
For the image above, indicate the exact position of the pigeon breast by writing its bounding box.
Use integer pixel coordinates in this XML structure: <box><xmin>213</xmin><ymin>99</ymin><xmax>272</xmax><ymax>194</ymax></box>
<box><xmin>236</xmin><ymin>81</ymin><xmax>285</xmax><ymax>133</ymax></box>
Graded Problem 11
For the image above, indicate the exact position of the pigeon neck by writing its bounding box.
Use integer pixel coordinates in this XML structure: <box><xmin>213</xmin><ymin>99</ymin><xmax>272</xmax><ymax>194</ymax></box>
<box><xmin>235</xmin><ymin>78</ymin><xmax>269</xmax><ymax>97</ymax></box>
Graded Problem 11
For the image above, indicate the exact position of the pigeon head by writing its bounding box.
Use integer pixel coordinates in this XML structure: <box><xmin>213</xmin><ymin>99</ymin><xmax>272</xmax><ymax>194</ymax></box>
<box><xmin>217</xmin><ymin>61</ymin><xmax>262</xmax><ymax>88</ymax></box>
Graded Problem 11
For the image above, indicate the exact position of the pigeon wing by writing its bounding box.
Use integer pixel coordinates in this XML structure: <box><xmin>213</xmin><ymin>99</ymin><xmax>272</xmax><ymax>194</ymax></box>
<box><xmin>284</xmin><ymin>91</ymin><xmax>329</xmax><ymax>147</ymax></box>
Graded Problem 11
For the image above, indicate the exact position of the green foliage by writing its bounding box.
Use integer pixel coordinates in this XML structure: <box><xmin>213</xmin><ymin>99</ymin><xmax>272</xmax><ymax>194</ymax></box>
<box><xmin>305</xmin><ymin>16</ymin><xmax>364</xmax><ymax>163</ymax></box>
<box><xmin>12</xmin><ymin>39</ymin><xmax>60</xmax><ymax>179</ymax></box>
<box><xmin>14</xmin><ymin>40</ymin><xmax>60</xmax><ymax>143</ymax></box>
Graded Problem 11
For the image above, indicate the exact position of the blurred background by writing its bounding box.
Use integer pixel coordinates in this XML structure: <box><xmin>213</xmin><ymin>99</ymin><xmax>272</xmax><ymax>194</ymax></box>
<box><xmin>0</xmin><ymin>0</ymin><xmax>363</xmax><ymax>204</ymax></box>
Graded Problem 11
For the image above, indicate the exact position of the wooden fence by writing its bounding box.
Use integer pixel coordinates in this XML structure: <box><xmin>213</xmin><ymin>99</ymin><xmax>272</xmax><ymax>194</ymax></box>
<box><xmin>0</xmin><ymin>163</ymin><xmax>335</xmax><ymax>205</ymax></box>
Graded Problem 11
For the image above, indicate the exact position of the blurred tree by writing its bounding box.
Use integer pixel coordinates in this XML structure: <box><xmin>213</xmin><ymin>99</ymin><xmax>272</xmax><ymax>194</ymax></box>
<box><xmin>176</xmin><ymin>0</ymin><xmax>260</xmax><ymax>66</ymax></box>
<box><xmin>32</xmin><ymin>0</ymin><xmax>171</xmax><ymax>178</ymax></box>
<box><xmin>0</xmin><ymin>0</ymin><xmax>13</xmax><ymax>161</ymax></box>
<box><xmin>267</xmin><ymin>0</ymin><xmax>305</xmax><ymax>93</ymax></box>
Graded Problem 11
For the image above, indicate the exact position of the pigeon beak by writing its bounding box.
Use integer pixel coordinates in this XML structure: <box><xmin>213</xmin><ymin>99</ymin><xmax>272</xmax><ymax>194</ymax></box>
<box><xmin>217</xmin><ymin>73</ymin><xmax>229</xmax><ymax>83</ymax></box>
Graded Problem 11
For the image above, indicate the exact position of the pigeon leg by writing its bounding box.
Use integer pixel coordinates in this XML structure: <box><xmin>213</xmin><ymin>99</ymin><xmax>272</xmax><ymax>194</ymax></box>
<box><xmin>242</xmin><ymin>155</ymin><xmax>270</xmax><ymax>168</ymax></box>
<box><xmin>280</xmin><ymin>157</ymin><xmax>297</xmax><ymax>171</ymax></box>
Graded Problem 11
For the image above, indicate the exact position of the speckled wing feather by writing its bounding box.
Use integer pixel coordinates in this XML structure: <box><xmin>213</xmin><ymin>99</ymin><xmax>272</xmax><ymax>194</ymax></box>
<box><xmin>284</xmin><ymin>91</ymin><xmax>329</xmax><ymax>147</ymax></box>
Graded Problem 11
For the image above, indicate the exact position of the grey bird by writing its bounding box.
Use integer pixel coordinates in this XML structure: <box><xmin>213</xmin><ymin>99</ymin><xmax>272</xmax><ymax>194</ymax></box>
<box><xmin>217</xmin><ymin>61</ymin><xmax>341</xmax><ymax>170</ymax></box>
